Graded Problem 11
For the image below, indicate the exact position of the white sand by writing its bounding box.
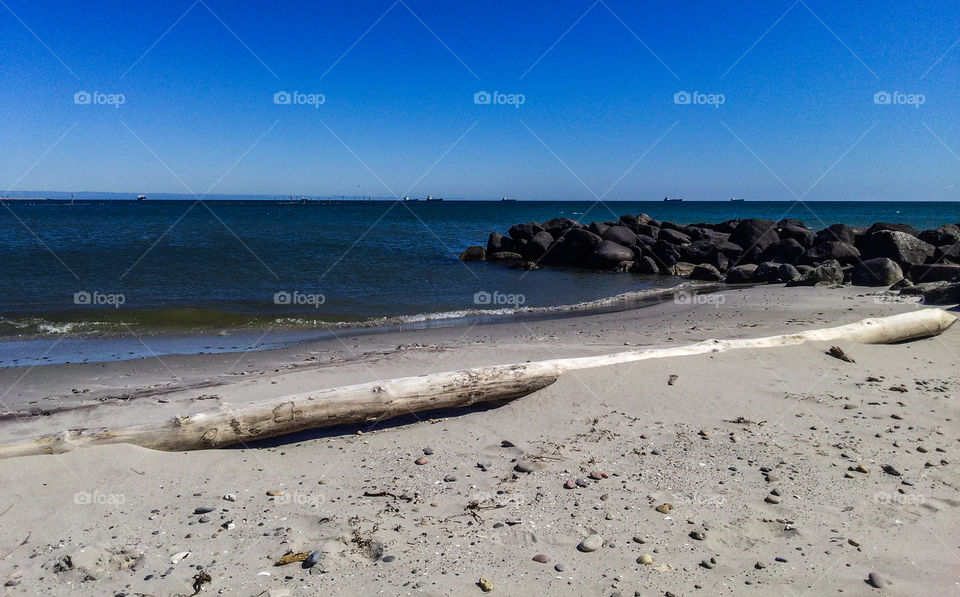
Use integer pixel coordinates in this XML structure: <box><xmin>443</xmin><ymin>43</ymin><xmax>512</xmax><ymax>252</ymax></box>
<box><xmin>0</xmin><ymin>285</ymin><xmax>958</xmax><ymax>596</ymax></box>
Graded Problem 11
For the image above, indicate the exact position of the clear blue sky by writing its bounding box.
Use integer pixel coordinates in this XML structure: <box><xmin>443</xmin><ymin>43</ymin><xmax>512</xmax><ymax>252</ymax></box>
<box><xmin>1</xmin><ymin>0</ymin><xmax>958</xmax><ymax>200</ymax></box>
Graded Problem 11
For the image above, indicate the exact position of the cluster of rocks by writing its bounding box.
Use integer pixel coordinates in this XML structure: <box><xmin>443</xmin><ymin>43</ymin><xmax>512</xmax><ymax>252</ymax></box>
<box><xmin>461</xmin><ymin>215</ymin><xmax>960</xmax><ymax>303</ymax></box>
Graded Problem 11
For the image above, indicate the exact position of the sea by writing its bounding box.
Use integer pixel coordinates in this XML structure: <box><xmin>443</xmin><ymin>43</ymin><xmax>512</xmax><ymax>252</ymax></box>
<box><xmin>0</xmin><ymin>199</ymin><xmax>956</xmax><ymax>367</ymax></box>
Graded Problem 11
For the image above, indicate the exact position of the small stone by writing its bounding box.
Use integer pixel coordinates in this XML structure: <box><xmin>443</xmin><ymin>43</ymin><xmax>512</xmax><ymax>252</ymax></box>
<box><xmin>577</xmin><ymin>535</ymin><xmax>604</xmax><ymax>552</ymax></box>
<box><xmin>382</xmin><ymin>555</ymin><xmax>395</xmax><ymax>563</ymax></box>
<box><xmin>632</xmin><ymin>536</ymin><xmax>645</xmax><ymax>544</ymax></box>
<box><xmin>765</xmin><ymin>495</ymin><xmax>782</xmax><ymax>504</ymax></box>
<box><xmin>170</xmin><ymin>551</ymin><xmax>191</xmax><ymax>564</ymax></box>
<box><xmin>564</xmin><ymin>480</ymin><xmax>575</xmax><ymax>489</ymax></box>
<box><xmin>223</xmin><ymin>494</ymin><xmax>236</xmax><ymax>502</ymax></box>
<box><xmin>654</xmin><ymin>503</ymin><xmax>673</xmax><ymax>514</ymax></box>
<box><xmin>700</xmin><ymin>559</ymin><xmax>714</xmax><ymax>569</ymax></box>
<box><xmin>689</xmin><ymin>531</ymin><xmax>706</xmax><ymax>541</ymax></box>
<box><xmin>867</xmin><ymin>571</ymin><xmax>887</xmax><ymax>588</ymax></box>
<box><xmin>532</xmin><ymin>554</ymin><xmax>549</xmax><ymax>563</ymax></box>
<box><xmin>588</xmin><ymin>471</ymin><xmax>603</xmax><ymax>480</ymax></box>
<box><xmin>917</xmin><ymin>446</ymin><xmax>928</xmax><ymax>453</ymax></box>
<box><xmin>637</xmin><ymin>554</ymin><xmax>653</xmax><ymax>565</ymax></box>
<box><xmin>854</xmin><ymin>464</ymin><xmax>869</xmax><ymax>474</ymax></box>
<box><xmin>193</xmin><ymin>507</ymin><xmax>215</xmax><ymax>514</ymax></box>
<box><xmin>423</xmin><ymin>448</ymin><xmax>434</xmax><ymax>455</ymax></box>
<box><xmin>848</xmin><ymin>538</ymin><xmax>860</xmax><ymax>547</ymax></box>
<box><xmin>444</xmin><ymin>475</ymin><xmax>457</xmax><ymax>482</ymax></box>
<box><xmin>415</xmin><ymin>457</ymin><xmax>429</xmax><ymax>465</ymax></box>
<box><xmin>198</xmin><ymin>515</ymin><xmax>210</xmax><ymax>523</ymax></box>
<box><xmin>303</xmin><ymin>549</ymin><xmax>323</xmax><ymax>568</ymax></box>
<box><xmin>882</xmin><ymin>464</ymin><xmax>901</xmax><ymax>476</ymax></box>
<box><xmin>698</xmin><ymin>429</ymin><xmax>710</xmax><ymax>438</ymax></box>
<box><xmin>266</xmin><ymin>490</ymin><xmax>284</xmax><ymax>496</ymax></box>
<box><xmin>576</xmin><ymin>479</ymin><xmax>589</xmax><ymax>488</ymax></box>
<box><xmin>775</xmin><ymin>556</ymin><xmax>787</xmax><ymax>563</ymax></box>
<box><xmin>554</xmin><ymin>563</ymin><xmax>565</xmax><ymax>572</ymax></box>
<box><xmin>478</xmin><ymin>577</ymin><xmax>494</xmax><ymax>592</ymax></box>
<box><xmin>754</xmin><ymin>562</ymin><xmax>766</xmax><ymax>569</ymax></box>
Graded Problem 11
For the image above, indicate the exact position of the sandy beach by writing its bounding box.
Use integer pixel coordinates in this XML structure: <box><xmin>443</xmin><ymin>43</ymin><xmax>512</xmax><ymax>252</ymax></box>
<box><xmin>0</xmin><ymin>284</ymin><xmax>957</xmax><ymax>596</ymax></box>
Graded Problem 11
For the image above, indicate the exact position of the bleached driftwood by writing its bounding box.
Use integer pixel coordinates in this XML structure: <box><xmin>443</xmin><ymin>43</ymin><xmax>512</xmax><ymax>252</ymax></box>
<box><xmin>0</xmin><ymin>308</ymin><xmax>954</xmax><ymax>459</ymax></box>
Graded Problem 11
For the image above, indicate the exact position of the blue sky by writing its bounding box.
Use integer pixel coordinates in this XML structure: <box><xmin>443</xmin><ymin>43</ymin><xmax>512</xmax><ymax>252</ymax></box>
<box><xmin>1</xmin><ymin>0</ymin><xmax>958</xmax><ymax>200</ymax></box>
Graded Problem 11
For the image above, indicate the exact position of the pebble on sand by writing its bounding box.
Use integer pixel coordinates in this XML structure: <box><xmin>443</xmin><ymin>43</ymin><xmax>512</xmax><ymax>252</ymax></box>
<box><xmin>266</xmin><ymin>490</ymin><xmax>284</xmax><ymax>496</ymax></box>
<box><xmin>563</xmin><ymin>480</ymin><xmax>576</xmax><ymax>489</ymax></box>
<box><xmin>637</xmin><ymin>554</ymin><xmax>653</xmax><ymax>564</ymax></box>
<box><xmin>532</xmin><ymin>554</ymin><xmax>549</xmax><ymax>563</ymax></box>
<box><xmin>689</xmin><ymin>531</ymin><xmax>706</xmax><ymax>541</ymax></box>
<box><xmin>414</xmin><ymin>457</ymin><xmax>429</xmax><ymax>465</ymax></box>
<box><xmin>577</xmin><ymin>535</ymin><xmax>604</xmax><ymax>552</ymax></box>
<box><xmin>478</xmin><ymin>577</ymin><xmax>494</xmax><ymax>592</ymax></box>
<box><xmin>514</xmin><ymin>460</ymin><xmax>547</xmax><ymax>473</ymax></box>
<box><xmin>655</xmin><ymin>503</ymin><xmax>673</xmax><ymax>514</ymax></box>
<box><xmin>867</xmin><ymin>571</ymin><xmax>888</xmax><ymax>588</ymax></box>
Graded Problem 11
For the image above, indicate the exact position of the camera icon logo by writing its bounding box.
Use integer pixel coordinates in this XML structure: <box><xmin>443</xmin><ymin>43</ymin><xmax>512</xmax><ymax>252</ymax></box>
<box><xmin>273</xmin><ymin>91</ymin><xmax>291</xmax><ymax>105</ymax></box>
<box><xmin>473</xmin><ymin>290</ymin><xmax>491</xmax><ymax>305</ymax></box>
<box><xmin>674</xmin><ymin>91</ymin><xmax>691</xmax><ymax>105</ymax></box>
<box><xmin>474</xmin><ymin>91</ymin><xmax>491</xmax><ymax>105</ymax></box>
<box><xmin>273</xmin><ymin>291</ymin><xmax>291</xmax><ymax>305</ymax></box>
<box><xmin>74</xmin><ymin>290</ymin><xmax>91</xmax><ymax>305</ymax></box>
<box><xmin>74</xmin><ymin>91</ymin><xmax>91</xmax><ymax>105</ymax></box>
<box><xmin>874</xmin><ymin>91</ymin><xmax>891</xmax><ymax>105</ymax></box>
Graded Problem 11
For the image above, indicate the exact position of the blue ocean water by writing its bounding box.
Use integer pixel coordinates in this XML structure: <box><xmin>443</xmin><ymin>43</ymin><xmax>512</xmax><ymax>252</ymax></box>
<box><xmin>0</xmin><ymin>200</ymin><xmax>957</xmax><ymax>341</ymax></box>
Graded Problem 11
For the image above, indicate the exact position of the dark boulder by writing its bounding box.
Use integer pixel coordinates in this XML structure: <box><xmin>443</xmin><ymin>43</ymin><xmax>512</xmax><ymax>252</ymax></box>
<box><xmin>659</xmin><ymin>228</ymin><xmax>692</xmax><ymax>245</ymax></box>
<box><xmin>547</xmin><ymin>228</ymin><xmax>602</xmax><ymax>265</ymax></box>
<box><xmin>487</xmin><ymin>232</ymin><xmax>514</xmax><ymax>254</ymax></box>
<box><xmin>730</xmin><ymin>219</ymin><xmax>779</xmax><ymax>253</ymax></box>
<box><xmin>618</xmin><ymin>214</ymin><xmax>640</xmax><ymax>231</ymax></box>
<box><xmin>753</xmin><ymin>262</ymin><xmax>782</xmax><ymax>283</ymax></box>
<box><xmin>647</xmin><ymin>218</ymin><xmax>662</xmax><ymax>227</ymax></box>
<box><xmin>587</xmin><ymin>240</ymin><xmax>635</xmax><ymax>269</ymax></box>
<box><xmin>786</xmin><ymin>259</ymin><xmax>844</xmax><ymax>287</ymax></box>
<box><xmin>508</xmin><ymin>222</ymin><xmax>544</xmax><ymax>242</ymax></box>
<box><xmin>918</xmin><ymin>225</ymin><xmax>960</xmax><ymax>247</ymax></box>
<box><xmin>863</xmin><ymin>222</ymin><xmax>919</xmax><ymax>238</ymax></box>
<box><xmin>671</xmin><ymin>262</ymin><xmax>697</xmax><ymax>277</ymax></box>
<box><xmin>635</xmin><ymin>224</ymin><xmax>660</xmax><ymax>239</ymax></box>
<box><xmin>852</xmin><ymin>258</ymin><xmax>903</xmax><ymax>286</ymax></box>
<box><xmin>802</xmin><ymin>241</ymin><xmax>860</xmax><ymax>266</ymax></box>
<box><xmin>934</xmin><ymin>244</ymin><xmax>960</xmax><ymax>264</ymax></box>
<box><xmin>859</xmin><ymin>231</ymin><xmax>934</xmax><ymax>267</ymax></box>
<box><xmin>815</xmin><ymin>223</ymin><xmax>857</xmax><ymax>246</ymax></box>
<box><xmin>541</xmin><ymin>218</ymin><xmax>581</xmax><ymax>236</ymax></box>
<box><xmin>777</xmin><ymin>218</ymin><xmax>806</xmax><ymax>228</ymax></box>
<box><xmin>487</xmin><ymin>251</ymin><xmax>523</xmax><ymax>262</ymax></box>
<box><xmin>725</xmin><ymin>264</ymin><xmax>758</xmax><ymax>283</ymax></box>
<box><xmin>690</xmin><ymin>264</ymin><xmax>723</xmax><ymax>281</ymax></box>
<box><xmin>650</xmin><ymin>240</ymin><xmax>680</xmax><ymax>269</ymax></box>
<box><xmin>918</xmin><ymin>282</ymin><xmax>960</xmax><ymax>305</ymax></box>
<box><xmin>909</xmin><ymin>263</ymin><xmax>960</xmax><ymax>283</ymax></box>
<box><xmin>459</xmin><ymin>246</ymin><xmax>486</xmax><ymax>262</ymax></box>
<box><xmin>778</xmin><ymin>225</ymin><xmax>815</xmax><ymax>248</ymax></box>
<box><xmin>631</xmin><ymin>256</ymin><xmax>661</xmax><ymax>274</ymax></box>
<box><xmin>659</xmin><ymin>221</ymin><xmax>684</xmax><ymax>232</ymax></box>
<box><xmin>761</xmin><ymin>238</ymin><xmax>805</xmax><ymax>264</ymax></box>
<box><xmin>714</xmin><ymin>219</ymin><xmax>740</xmax><ymax>234</ymax></box>
<box><xmin>601</xmin><ymin>225</ymin><xmax>638</xmax><ymax>247</ymax></box>
<box><xmin>635</xmin><ymin>233</ymin><xmax>657</xmax><ymax>248</ymax></box>
<box><xmin>777</xmin><ymin>263</ymin><xmax>802</xmax><ymax>283</ymax></box>
<box><xmin>587</xmin><ymin>221</ymin><xmax>610</xmax><ymax>237</ymax></box>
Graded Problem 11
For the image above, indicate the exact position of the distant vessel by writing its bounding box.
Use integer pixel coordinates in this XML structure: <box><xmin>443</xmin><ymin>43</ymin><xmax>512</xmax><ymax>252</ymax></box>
<box><xmin>425</xmin><ymin>195</ymin><xmax>443</xmax><ymax>202</ymax></box>
<box><xmin>730</xmin><ymin>197</ymin><xmax>745</xmax><ymax>202</ymax></box>
<box><xmin>663</xmin><ymin>196</ymin><xmax>683</xmax><ymax>202</ymax></box>
<box><xmin>137</xmin><ymin>194</ymin><xmax>146</xmax><ymax>201</ymax></box>
<box><xmin>501</xmin><ymin>197</ymin><xmax>516</xmax><ymax>202</ymax></box>
<box><xmin>403</xmin><ymin>196</ymin><xmax>419</xmax><ymax>202</ymax></box>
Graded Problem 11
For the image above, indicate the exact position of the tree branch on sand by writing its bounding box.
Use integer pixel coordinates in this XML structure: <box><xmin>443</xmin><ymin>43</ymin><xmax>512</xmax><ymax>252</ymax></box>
<box><xmin>0</xmin><ymin>309</ymin><xmax>954</xmax><ymax>460</ymax></box>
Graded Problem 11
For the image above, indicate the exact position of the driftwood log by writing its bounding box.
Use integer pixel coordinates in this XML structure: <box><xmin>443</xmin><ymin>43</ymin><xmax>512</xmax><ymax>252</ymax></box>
<box><xmin>0</xmin><ymin>308</ymin><xmax>954</xmax><ymax>459</ymax></box>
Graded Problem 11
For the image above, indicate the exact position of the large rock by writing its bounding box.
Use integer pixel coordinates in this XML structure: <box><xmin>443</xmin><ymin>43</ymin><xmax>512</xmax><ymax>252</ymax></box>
<box><xmin>786</xmin><ymin>259</ymin><xmax>843</xmax><ymax>286</ymax></box>
<box><xmin>541</xmin><ymin>218</ymin><xmax>581</xmax><ymax>236</ymax></box>
<box><xmin>859</xmin><ymin>231</ymin><xmax>934</xmax><ymax>267</ymax></box>
<box><xmin>909</xmin><ymin>263</ymin><xmax>960</xmax><ymax>283</ymax></box>
<box><xmin>546</xmin><ymin>228</ymin><xmax>602</xmax><ymax>266</ymax></box>
<box><xmin>459</xmin><ymin>246</ymin><xmax>486</xmax><ymax>262</ymax></box>
<box><xmin>587</xmin><ymin>221</ymin><xmax>610</xmax><ymax>237</ymax></box>
<box><xmin>601</xmin><ymin>225</ymin><xmax>638</xmax><ymax>247</ymax></box>
<box><xmin>934</xmin><ymin>244</ymin><xmax>960</xmax><ymax>264</ymax></box>
<box><xmin>631</xmin><ymin>255</ymin><xmax>661</xmax><ymax>274</ymax></box>
<box><xmin>508</xmin><ymin>222</ymin><xmax>544</xmax><ymax>242</ymax></box>
<box><xmin>730</xmin><ymin>219</ymin><xmax>779</xmax><ymax>253</ymax></box>
<box><xmin>725</xmin><ymin>264</ymin><xmax>758</xmax><ymax>283</ymax></box>
<box><xmin>863</xmin><ymin>222</ymin><xmax>919</xmax><ymax>238</ymax></box>
<box><xmin>918</xmin><ymin>225</ymin><xmax>960</xmax><ymax>247</ymax></box>
<box><xmin>651</xmin><ymin>240</ymin><xmax>680</xmax><ymax>269</ymax></box>
<box><xmin>851</xmin><ymin>258</ymin><xmax>903</xmax><ymax>286</ymax></box>
<box><xmin>802</xmin><ymin>241</ymin><xmax>860</xmax><ymax>266</ymax></box>
<box><xmin>815</xmin><ymin>223</ymin><xmax>857</xmax><ymax>245</ymax></box>
<box><xmin>779</xmin><ymin>225</ymin><xmax>815</xmax><ymax>248</ymax></box>
<box><xmin>487</xmin><ymin>232</ymin><xmax>514</xmax><ymax>254</ymax></box>
<box><xmin>690</xmin><ymin>264</ymin><xmax>723</xmax><ymax>281</ymax></box>
<box><xmin>753</xmin><ymin>262</ymin><xmax>782</xmax><ymax>283</ymax></box>
<box><xmin>635</xmin><ymin>224</ymin><xmax>660</xmax><ymax>239</ymax></box>
<box><xmin>777</xmin><ymin>263</ymin><xmax>802</xmax><ymax>283</ymax></box>
<box><xmin>761</xmin><ymin>238</ymin><xmax>805</xmax><ymax>264</ymax></box>
<box><xmin>520</xmin><ymin>231</ymin><xmax>554</xmax><ymax>261</ymax></box>
<box><xmin>487</xmin><ymin>251</ymin><xmax>522</xmax><ymax>262</ymax></box>
<box><xmin>658</xmin><ymin>228</ymin><xmax>691</xmax><ymax>245</ymax></box>
<box><xmin>586</xmin><ymin>240</ymin><xmax>635</xmax><ymax>269</ymax></box>
<box><xmin>918</xmin><ymin>282</ymin><xmax>960</xmax><ymax>305</ymax></box>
